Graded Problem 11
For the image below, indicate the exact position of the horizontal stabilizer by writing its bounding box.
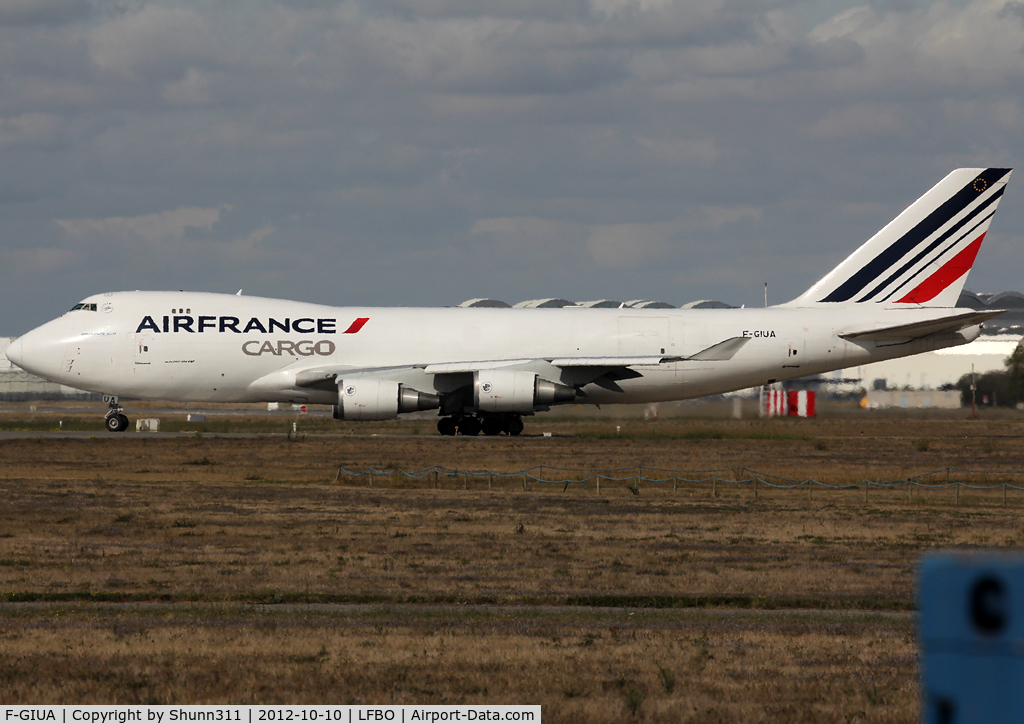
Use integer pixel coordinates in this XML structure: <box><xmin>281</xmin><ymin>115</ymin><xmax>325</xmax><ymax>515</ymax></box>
<box><xmin>839</xmin><ymin>310</ymin><xmax>1005</xmax><ymax>341</ymax></box>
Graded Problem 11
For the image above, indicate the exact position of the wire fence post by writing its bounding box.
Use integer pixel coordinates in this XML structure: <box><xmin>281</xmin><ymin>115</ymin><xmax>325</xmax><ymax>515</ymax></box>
<box><xmin>342</xmin><ymin>465</ymin><xmax>1024</xmax><ymax>507</ymax></box>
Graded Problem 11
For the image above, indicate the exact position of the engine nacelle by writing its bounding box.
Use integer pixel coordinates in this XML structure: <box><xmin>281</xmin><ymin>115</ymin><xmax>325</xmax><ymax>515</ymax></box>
<box><xmin>474</xmin><ymin>370</ymin><xmax>576</xmax><ymax>413</ymax></box>
<box><xmin>333</xmin><ymin>379</ymin><xmax>440</xmax><ymax>421</ymax></box>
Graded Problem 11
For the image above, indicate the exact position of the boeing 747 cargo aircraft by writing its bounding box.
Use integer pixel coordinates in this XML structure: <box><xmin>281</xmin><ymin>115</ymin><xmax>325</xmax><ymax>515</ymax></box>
<box><xmin>5</xmin><ymin>168</ymin><xmax>1012</xmax><ymax>435</ymax></box>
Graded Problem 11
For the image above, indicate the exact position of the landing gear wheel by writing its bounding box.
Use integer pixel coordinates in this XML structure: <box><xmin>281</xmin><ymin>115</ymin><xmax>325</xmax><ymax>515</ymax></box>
<box><xmin>103</xmin><ymin>396</ymin><xmax>128</xmax><ymax>433</ymax></box>
<box><xmin>105</xmin><ymin>414</ymin><xmax>129</xmax><ymax>433</ymax></box>
<box><xmin>481</xmin><ymin>417</ymin><xmax>504</xmax><ymax>436</ymax></box>
<box><xmin>437</xmin><ymin>417</ymin><xmax>457</xmax><ymax>436</ymax></box>
<box><xmin>505</xmin><ymin>416</ymin><xmax>524</xmax><ymax>437</ymax></box>
<box><xmin>458</xmin><ymin>416</ymin><xmax>481</xmax><ymax>436</ymax></box>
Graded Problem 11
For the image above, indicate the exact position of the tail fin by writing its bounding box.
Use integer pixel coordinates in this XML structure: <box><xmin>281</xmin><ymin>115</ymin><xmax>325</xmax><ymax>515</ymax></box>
<box><xmin>790</xmin><ymin>168</ymin><xmax>1012</xmax><ymax>307</ymax></box>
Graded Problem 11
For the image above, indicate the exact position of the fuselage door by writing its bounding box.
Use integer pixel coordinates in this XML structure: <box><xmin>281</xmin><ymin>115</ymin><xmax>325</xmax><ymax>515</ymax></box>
<box><xmin>134</xmin><ymin>336</ymin><xmax>152</xmax><ymax>365</ymax></box>
<box><xmin>783</xmin><ymin>337</ymin><xmax>804</xmax><ymax>368</ymax></box>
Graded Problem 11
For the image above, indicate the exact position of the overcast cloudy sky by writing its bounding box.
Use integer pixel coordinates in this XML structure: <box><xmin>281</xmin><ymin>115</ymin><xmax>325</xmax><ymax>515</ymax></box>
<box><xmin>2</xmin><ymin>0</ymin><xmax>1023</xmax><ymax>332</ymax></box>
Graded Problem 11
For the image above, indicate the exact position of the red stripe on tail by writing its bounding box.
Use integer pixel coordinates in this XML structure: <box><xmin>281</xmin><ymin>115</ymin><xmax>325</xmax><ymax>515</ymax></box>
<box><xmin>895</xmin><ymin>233</ymin><xmax>985</xmax><ymax>304</ymax></box>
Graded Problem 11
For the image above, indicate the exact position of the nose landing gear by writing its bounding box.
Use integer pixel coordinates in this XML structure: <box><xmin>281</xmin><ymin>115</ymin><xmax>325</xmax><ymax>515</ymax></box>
<box><xmin>103</xmin><ymin>396</ymin><xmax>129</xmax><ymax>433</ymax></box>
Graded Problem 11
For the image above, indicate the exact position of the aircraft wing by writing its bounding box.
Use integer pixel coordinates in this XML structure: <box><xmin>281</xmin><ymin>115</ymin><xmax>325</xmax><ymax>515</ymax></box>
<box><xmin>422</xmin><ymin>356</ymin><xmax>682</xmax><ymax>373</ymax></box>
<box><xmin>292</xmin><ymin>337</ymin><xmax>750</xmax><ymax>391</ymax></box>
<box><xmin>838</xmin><ymin>310</ymin><xmax>1006</xmax><ymax>341</ymax></box>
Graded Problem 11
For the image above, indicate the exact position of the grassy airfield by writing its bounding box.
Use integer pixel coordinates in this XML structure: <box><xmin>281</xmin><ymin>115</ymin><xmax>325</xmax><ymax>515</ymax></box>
<box><xmin>1</xmin><ymin>404</ymin><xmax>1023</xmax><ymax>721</ymax></box>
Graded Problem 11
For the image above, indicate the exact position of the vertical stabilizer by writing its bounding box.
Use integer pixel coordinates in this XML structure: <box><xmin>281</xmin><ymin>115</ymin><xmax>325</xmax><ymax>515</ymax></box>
<box><xmin>789</xmin><ymin>168</ymin><xmax>1012</xmax><ymax>308</ymax></box>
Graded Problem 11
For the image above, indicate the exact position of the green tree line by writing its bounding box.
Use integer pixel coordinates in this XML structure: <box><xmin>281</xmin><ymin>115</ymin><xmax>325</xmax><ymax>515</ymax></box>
<box><xmin>955</xmin><ymin>346</ymin><xmax>1024</xmax><ymax>407</ymax></box>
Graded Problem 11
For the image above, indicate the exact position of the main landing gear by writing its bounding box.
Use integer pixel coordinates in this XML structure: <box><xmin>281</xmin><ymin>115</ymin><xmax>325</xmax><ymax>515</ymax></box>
<box><xmin>104</xmin><ymin>396</ymin><xmax>129</xmax><ymax>433</ymax></box>
<box><xmin>437</xmin><ymin>413</ymin><xmax>524</xmax><ymax>437</ymax></box>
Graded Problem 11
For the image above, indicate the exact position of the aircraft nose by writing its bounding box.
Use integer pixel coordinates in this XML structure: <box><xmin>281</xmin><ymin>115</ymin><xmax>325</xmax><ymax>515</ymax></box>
<box><xmin>5</xmin><ymin>337</ymin><xmax>24</xmax><ymax>368</ymax></box>
<box><xmin>6</xmin><ymin>323</ymin><xmax>69</xmax><ymax>381</ymax></box>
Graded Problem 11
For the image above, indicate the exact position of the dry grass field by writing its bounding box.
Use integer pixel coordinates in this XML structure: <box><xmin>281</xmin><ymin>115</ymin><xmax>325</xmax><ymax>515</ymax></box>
<box><xmin>1</xmin><ymin>406</ymin><xmax>1023</xmax><ymax>719</ymax></box>
<box><xmin>2</xmin><ymin>604</ymin><xmax>916</xmax><ymax>722</ymax></box>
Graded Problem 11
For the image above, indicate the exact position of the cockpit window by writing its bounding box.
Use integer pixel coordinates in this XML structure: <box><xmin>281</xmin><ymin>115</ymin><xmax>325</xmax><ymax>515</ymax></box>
<box><xmin>70</xmin><ymin>303</ymin><xmax>98</xmax><ymax>312</ymax></box>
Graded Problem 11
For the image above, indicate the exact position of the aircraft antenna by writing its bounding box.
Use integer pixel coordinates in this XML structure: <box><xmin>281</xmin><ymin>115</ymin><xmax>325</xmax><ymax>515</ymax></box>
<box><xmin>764</xmin><ymin>282</ymin><xmax>768</xmax><ymax>308</ymax></box>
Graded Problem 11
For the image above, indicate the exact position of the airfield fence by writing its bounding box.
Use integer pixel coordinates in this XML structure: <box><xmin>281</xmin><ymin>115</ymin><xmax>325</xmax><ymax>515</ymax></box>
<box><xmin>332</xmin><ymin>464</ymin><xmax>1024</xmax><ymax>504</ymax></box>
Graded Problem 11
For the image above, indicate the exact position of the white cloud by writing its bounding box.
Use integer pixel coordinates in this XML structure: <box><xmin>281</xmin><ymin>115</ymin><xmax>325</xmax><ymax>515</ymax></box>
<box><xmin>4</xmin><ymin>247</ymin><xmax>78</xmax><ymax>275</ymax></box>
<box><xmin>584</xmin><ymin>203</ymin><xmax>762</xmax><ymax>269</ymax></box>
<box><xmin>631</xmin><ymin>135</ymin><xmax>719</xmax><ymax>165</ymax></box>
<box><xmin>86</xmin><ymin>5</ymin><xmax>214</xmax><ymax>81</ymax></box>
<box><xmin>162</xmin><ymin>68</ymin><xmax>219</xmax><ymax>106</ymax></box>
<box><xmin>0</xmin><ymin>112</ymin><xmax>61</xmax><ymax>147</ymax></box>
<box><xmin>56</xmin><ymin>206</ymin><xmax>230</xmax><ymax>244</ymax></box>
<box><xmin>807</xmin><ymin>103</ymin><xmax>912</xmax><ymax>140</ymax></box>
<box><xmin>470</xmin><ymin>216</ymin><xmax>564</xmax><ymax>235</ymax></box>
<box><xmin>586</xmin><ymin>221</ymin><xmax>674</xmax><ymax>269</ymax></box>
<box><xmin>696</xmin><ymin>205</ymin><xmax>761</xmax><ymax>231</ymax></box>
<box><xmin>2</xmin><ymin>0</ymin><xmax>1024</xmax><ymax>327</ymax></box>
<box><xmin>809</xmin><ymin>6</ymin><xmax>877</xmax><ymax>43</ymax></box>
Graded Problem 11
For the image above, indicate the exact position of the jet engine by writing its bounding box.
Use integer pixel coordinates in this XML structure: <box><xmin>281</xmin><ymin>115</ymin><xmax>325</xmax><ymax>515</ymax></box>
<box><xmin>473</xmin><ymin>370</ymin><xmax>576</xmax><ymax>413</ymax></box>
<box><xmin>333</xmin><ymin>379</ymin><xmax>440</xmax><ymax>421</ymax></box>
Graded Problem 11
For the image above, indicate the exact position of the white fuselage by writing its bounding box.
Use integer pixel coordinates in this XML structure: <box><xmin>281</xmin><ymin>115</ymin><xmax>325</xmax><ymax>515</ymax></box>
<box><xmin>7</xmin><ymin>291</ymin><xmax>980</xmax><ymax>408</ymax></box>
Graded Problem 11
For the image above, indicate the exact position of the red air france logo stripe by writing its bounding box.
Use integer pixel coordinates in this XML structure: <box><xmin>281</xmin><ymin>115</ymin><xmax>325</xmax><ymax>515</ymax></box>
<box><xmin>895</xmin><ymin>233</ymin><xmax>985</xmax><ymax>304</ymax></box>
<box><xmin>343</xmin><ymin>317</ymin><xmax>370</xmax><ymax>334</ymax></box>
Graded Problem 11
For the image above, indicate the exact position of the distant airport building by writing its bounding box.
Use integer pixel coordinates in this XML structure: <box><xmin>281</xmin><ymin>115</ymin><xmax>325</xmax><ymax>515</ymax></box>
<box><xmin>957</xmin><ymin>290</ymin><xmax>1024</xmax><ymax>335</ymax></box>
<box><xmin>457</xmin><ymin>298</ymin><xmax>512</xmax><ymax>308</ymax></box>
<box><xmin>460</xmin><ymin>297</ymin><xmax>679</xmax><ymax>309</ymax></box>
<box><xmin>864</xmin><ymin>389</ymin><xmax>961</xmax><ymax>409</ymax></box>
